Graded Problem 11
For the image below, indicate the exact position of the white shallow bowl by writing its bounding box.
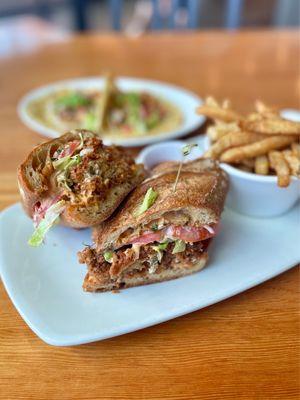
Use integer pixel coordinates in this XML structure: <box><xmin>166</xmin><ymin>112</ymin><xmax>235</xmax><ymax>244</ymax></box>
<box><xmin>18</xmin><ymin>76</ymin><xmax>205</xmax><ymax>147</ymax></box>
<box><xmin>0</xmin><ymin>203</ymin><xmax>299</xmax><ymax>346</ymax></box>
<box><xmin>202</xmin><ymin>136</ymin><xmax>300</xmax><ymax>218</ymax></box>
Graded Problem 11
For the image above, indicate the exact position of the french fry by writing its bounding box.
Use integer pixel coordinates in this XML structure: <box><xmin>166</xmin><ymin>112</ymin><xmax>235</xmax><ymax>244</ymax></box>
<box><xmin>254</xmin><ymin>155</ymin><xmax>269</xmax><ymax>175</ymax></box>
<box><xmin>207</xmin><ymin>121</ymin><xmax>240</xmax><ymax>142</ymax></box>
<box><xmin>197</xmin><ymin>97</ymin><xmax>243</xmax><ymax>123</ymax></box>
<box><xmin>207</xmin><ymin>126</ymin><xmax>221</xmax><ymax>142</ymax></box>
<box><xmin>269</xmin><ymin>151</ymin><xmax>291</xmax><ymax>187</ymax></box>
<box><xmin>282</xmin><ymin>149</ymin><xmax>300</xmax><ymax>177</ymax></box>
<box><xmin>204</xmin><ymin>131</ymin><xmax>263</xmax><ymax>159</ymax></box>
<box><xmin>205</xmin><ymin>96</ymin><xmax>219</xmax><ymax>107</ymax></box>
<box><xmin>202</xmin><ymin>97</ymin><xmax>300</xmax><ymax>186</ymax></box>
<box><xmin>291</xmin><ymin>142</ymin><xmax>300</xmax><ymax>158</ymax></box>
<box><xmin>220</xmin><ymin>135</ymin><xmax>296</xmax><ymax>163</ymax></box>
<box><xmin>242</xmin><ymin>116</ymin><xmax>300</xmax><ymax>135</ymax></box>
<box><xmin>255</xmin><ymin>100</ymin><xmax>278</xmax><ymax>117</ymax></box>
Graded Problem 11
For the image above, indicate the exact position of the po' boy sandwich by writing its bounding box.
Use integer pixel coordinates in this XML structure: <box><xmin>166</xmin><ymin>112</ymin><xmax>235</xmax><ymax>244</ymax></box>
<box><xmin>78</xmin><ymin>158</ymin><xmax>228</xmax><ymax>292</ymax></box>
<box><xmin>18</xmin><ymin>130</ymin><xmax>145</xmax><ymax>246</ymax></box>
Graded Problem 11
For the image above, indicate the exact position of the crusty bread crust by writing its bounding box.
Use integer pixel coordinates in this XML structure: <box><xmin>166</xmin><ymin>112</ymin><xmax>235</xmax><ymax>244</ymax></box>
<box><xmin>83</xmin><ymin>253</ymin><xmax>208</xmax><ymax>292</ymax></box>
<box><xmin>93</xmin><ymin>158</ymin><xmax>228</xmax><ymax>250</ymax></box>
<box><xmin>17</xmin><ymin>130</ymin><xmax>145</xmax><ymax>228</ymax></box>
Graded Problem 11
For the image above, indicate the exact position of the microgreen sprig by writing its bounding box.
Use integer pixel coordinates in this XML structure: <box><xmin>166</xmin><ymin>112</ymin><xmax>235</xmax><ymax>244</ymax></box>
<box><xmin>173</xmin><ymin>143</ymin><xmax>198</xmax><ymax>192</ymax></box>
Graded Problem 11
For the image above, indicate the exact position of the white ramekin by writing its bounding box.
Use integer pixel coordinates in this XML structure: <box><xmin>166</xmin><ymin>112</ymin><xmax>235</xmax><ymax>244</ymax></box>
<box><xmin>137</xmin><ymin>137</ymin><xmax>300</xmax><ymax>218</ymax></box>
<box><xmin>202</xmin><ymin>136</ymin><xmax>300</xmax><ymax>218</ymax></box>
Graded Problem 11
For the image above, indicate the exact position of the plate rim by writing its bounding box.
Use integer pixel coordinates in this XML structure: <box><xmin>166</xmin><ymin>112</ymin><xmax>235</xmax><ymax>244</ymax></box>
<box><xmin>18</xmin><ymin>76</ymin><xmax>205</xmax><ymax>147</ymax></box>
<box><xmin>0</xmin><ymin>202</ymin><xmax>299</xmax><ymax>346</ymax></box>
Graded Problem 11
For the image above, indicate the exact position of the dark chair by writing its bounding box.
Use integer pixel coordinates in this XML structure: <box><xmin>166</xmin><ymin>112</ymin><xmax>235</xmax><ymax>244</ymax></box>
<box><xmin>0</xmin><ymin>0</ymin><xmax>245</xmax><ymax>32</ymax></box>
<box><xmin>109</xmin><ymin>0</ymin><xmax>244</xmax><ymax>32</ymax></box>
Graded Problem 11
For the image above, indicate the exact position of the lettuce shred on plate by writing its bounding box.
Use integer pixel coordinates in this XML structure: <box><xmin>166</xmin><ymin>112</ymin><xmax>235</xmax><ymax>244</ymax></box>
<box><xmin>28</xmin><ymin>200</ymin><xmax>66</xmax><ymax>247</ymax></box>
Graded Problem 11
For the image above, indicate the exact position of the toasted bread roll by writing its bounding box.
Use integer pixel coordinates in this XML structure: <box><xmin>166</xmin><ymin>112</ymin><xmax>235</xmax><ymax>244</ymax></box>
<box><xmin>17</xmin><ymin>130</ymin><xmax>146</xmax><ymax>229</ymax></box>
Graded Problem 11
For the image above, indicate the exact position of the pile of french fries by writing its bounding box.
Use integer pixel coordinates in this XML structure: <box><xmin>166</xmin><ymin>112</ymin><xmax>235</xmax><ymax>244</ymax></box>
<box><xmin>197</xmin><ymin>98</ymin><xmax>300</xmax><ymax>187</ymax></box>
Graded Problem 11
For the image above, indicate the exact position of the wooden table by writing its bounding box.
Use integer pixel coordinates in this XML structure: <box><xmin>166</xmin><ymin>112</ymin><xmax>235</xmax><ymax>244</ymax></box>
<box><xmin>0</xmin><ymin>30</ymin><xmax>299</xmax><ymax>400</ymax></box>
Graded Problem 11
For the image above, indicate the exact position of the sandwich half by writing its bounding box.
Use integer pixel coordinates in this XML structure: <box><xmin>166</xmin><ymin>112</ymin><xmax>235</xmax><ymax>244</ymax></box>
<box><xmin>17</xmin><ymin>130</ymin><xmax>145</xmax><ymax>245</ymax></box>
<box><xmin>78</xmin><ymin>158</ymin><xmax>229</xmax><ymax>292</ymax></box>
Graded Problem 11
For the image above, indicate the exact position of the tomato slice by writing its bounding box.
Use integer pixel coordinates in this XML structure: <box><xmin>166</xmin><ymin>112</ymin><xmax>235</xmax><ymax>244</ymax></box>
<box><xmin>56</xmin><ymin>140</ymin><xmax>80</xmax><ymax>159</ymax></box>
<box><xmin>165</xmin><ymin>225</ymin><xmax>216</xmax><ymax>242</ymax></box>
<box><xmin>129</xmin><ymin>231</ymin><xmax>163</xmax><ymax>245</ymax></box>
<box><xmin>128</xmin><ymin>223</ymin><xmax>217</xmax><ymax>246</ymax></box>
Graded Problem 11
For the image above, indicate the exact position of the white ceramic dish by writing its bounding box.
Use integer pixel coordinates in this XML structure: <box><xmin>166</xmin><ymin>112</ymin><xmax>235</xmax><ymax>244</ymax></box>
<box><xmin>202</xmin><ymin>136</ymin><xmax>300</xmax><ymax>218</ymax></box>
<box><xmin>0</xmin><ymin>203</ymin><xmax>299</xmax><ymax>346</ymax></box>
<box><xmin>18</xmin><ymin>77</ymin><xmax>205</xmax><ymax>147</ymax></box>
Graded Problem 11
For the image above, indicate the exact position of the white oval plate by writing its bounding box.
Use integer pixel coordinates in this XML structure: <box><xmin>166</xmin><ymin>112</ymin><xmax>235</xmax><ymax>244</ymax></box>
<box><xmin>18</xmin><ymin>77</ymin><xmax>205</xmax><ymax>147</ymax></box>
<box><xmin>0</xmin><ymin>202</ymin><xmax>298</xmax><ymax>346</ymax></box>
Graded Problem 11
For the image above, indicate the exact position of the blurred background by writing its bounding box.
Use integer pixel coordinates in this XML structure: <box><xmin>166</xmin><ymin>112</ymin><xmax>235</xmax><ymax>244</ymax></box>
<box><xmin>0</xmin><ymin>0</ymin><xmax>299</xmax><ymax>37</ymax></box>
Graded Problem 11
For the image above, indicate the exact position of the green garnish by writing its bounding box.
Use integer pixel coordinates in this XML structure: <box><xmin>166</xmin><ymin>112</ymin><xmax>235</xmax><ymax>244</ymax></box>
<box><xmin>55</xmin><ymin>93</ymin><xmax>92</xmax><ymax>109</ymax></box>
<box><xmin>116</xmin><ymin>92</ymin><xmax>148</xmax><ymax>133</ymax></box>
<box><xmin>28</xmin><ymin>200</ymin><xmax>65</xmax><ymax>247</ymax></box>
<box><xmin>146</xmin><ymin>112</ymin><xmax>160</xmax><ymax>130</ymax></box>
<box><xmin>172</xmin><ymin>240</ymin><xmax>186</xmax><ymax>254</ymax></box>
<box><xmin>136</xmin><ymin>187</ymin><xmax>158</xmax><ymax>216</ymax></box>
<box><xmin>104</xmin><ymin>251</ymin><xmax>113</xmax><ymax>263</ymax></box>
<box><xmin>157</xmin><ymin>242</ymin><xmax>168</xmax><ymax>250</ymax></box>
<box><xmin>83</xmin><ymin>112</ymin><xmax>98</xmax><ymax>131</ymax></box>
<box><xmin>151</xmin><ymin>223</ymin><xmax>159</xmax><ymax>231</ymax></box>
<box><xmin>173</xmin><ymin>143</ymin><xmax>198</xmax><ymax>192</ymax></box>
<box><xmin>182</xmin><ymin>143</ymin><xmax>198</xmax><ymax>157</ymax></box>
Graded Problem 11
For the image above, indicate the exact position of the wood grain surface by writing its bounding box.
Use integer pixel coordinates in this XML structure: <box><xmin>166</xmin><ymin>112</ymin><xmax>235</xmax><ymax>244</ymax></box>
<box><xmin>0</xmin><ymin>29</ymin><xmax>299</xmax><ymax>400</ymax></box>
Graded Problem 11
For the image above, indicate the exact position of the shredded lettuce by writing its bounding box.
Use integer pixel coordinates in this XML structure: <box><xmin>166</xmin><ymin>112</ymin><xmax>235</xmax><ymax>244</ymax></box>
<box><xmin>28</xmin><ymin>200</ymin><xmax>65</xmax><ymax>247</ymax></box>
<box><xmin>78</xmin><ymin>132</ymin><xmax>84</xmax><ymax>148</ymax></box>
<box><xmin>52</xmin><ymin>154</ymin><xmax>81</xmax><ymax>171</ymax></box>
<box><xmin>152</xmin><ymin>241</ymin><xmax>168</xmax><ymax>263</ymax></box>
<box><xmin>136</xmin><ymin>187</ymin><xmax>158</xmax><ymax>216</ymax></box>
<box><xmin>157</xmin><ymin>242</ymin><xmax>168</xmax><ymax>250</ymax></box>
<box><xmin>172</xmin><ymin>240</ymin><xmax>186</xmax><ymax>254</ymax></box>
<box><xmin>103</xmin><ymin>251</ymin><xmax>113</xmax><ymax>263</ymax></box>
<box><xmin>152</xmin><ymin>247</ymin><xmax>163</xmax><ymax>263</ymax></box>
<box><xmin>54</xmin><ymin>154</ymin><xmax>81</xmax><ymax>192</ymax></box>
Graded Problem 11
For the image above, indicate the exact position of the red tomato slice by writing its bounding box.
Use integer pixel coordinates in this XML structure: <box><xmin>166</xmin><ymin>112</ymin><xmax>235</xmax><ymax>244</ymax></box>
<box><xmin>129</xmin><ymin>231</ymin><xmax>163</xmax><ymax>245</ymax></box>
<box><xmin>165</xmin><ymin>224</ymin><xmax>216</xmax><ymax>242</ymax></box>
<box><xmin>57</xmin><ymin>140</ymin><xmax>80</xmax><ymax>159</ymax></box>
<box><xmin>128</xmin><ymin>223</ymin><xmax>217</xmax><ymax>246</ymax></box>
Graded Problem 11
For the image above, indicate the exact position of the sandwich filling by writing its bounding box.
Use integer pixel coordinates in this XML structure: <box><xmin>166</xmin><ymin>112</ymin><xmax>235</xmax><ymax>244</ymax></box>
<box><xmin>49</xmin><ymin>134</ymin><xmax>138</xmax><ymax>204</ymax></box>
<box><xmin>29</xmin><ymin>132</ymin><xmax>142</xmax><ymax>246</ymax></box>
<box><xmin>78</xmin><ymin>221</ymin><xmax>216</xmax><ymax>290</ymax></box>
